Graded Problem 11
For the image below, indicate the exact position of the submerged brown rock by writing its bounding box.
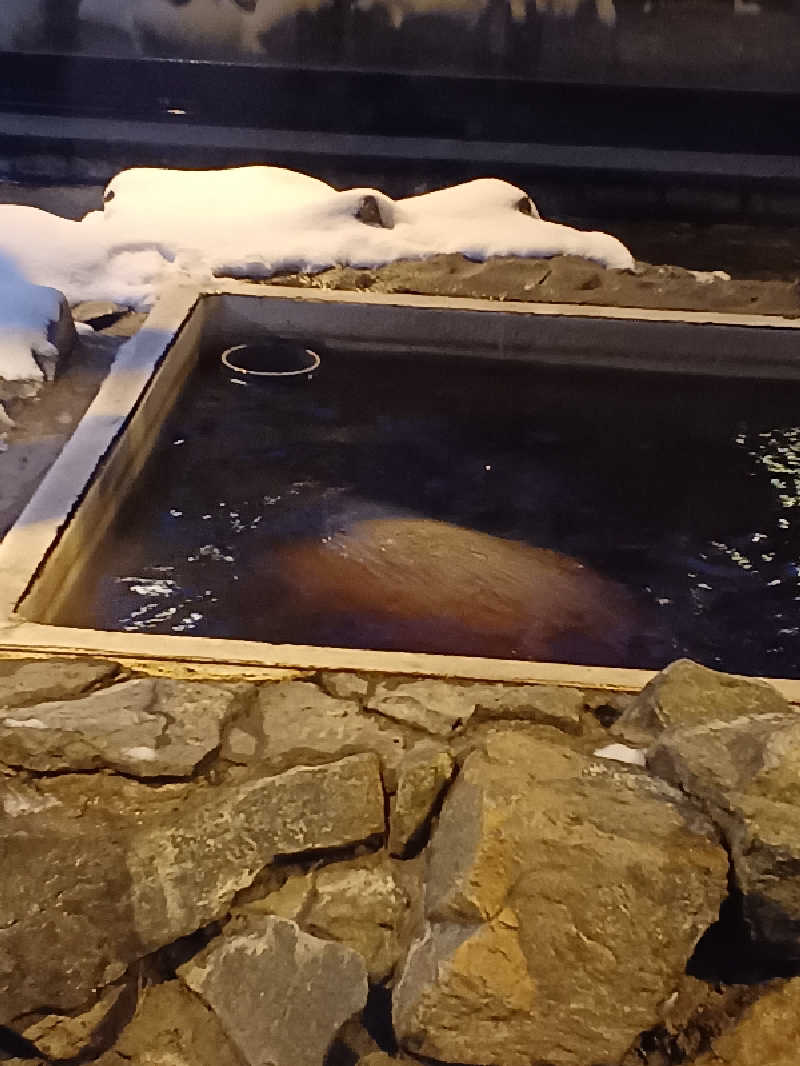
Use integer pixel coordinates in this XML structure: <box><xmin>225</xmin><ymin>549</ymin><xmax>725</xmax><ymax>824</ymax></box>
<box><xmin>277</xmin><ymin>516</ymin><xmax>645</xmax><ymax>665</ymax></box>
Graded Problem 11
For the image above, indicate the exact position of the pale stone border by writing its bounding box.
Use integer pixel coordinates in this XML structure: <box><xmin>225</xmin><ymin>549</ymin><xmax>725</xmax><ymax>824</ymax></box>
<box><xmin>1</xmin><ymin>281</ymin><xmax>799</xmax><ymax>698</ymax></box>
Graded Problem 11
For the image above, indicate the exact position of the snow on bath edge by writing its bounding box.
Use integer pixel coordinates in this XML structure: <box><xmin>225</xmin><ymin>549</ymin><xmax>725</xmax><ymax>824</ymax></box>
<box><xmin>0</xmin><ymin>165</ymin><xmax>634</xmax><ymax>384</ymax></box>
<box><xmin>96</xmin><ymin>168</ymin><xmax>635</xmax><ymax>276</ymax></box>
<box><xmin>0</xmin><ymin>279</ymin><xmax>62</xmax><ymax>384</ymax></box>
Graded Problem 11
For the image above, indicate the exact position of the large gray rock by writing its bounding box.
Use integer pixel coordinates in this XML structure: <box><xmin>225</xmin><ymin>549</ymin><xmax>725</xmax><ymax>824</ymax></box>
<box><xmin>470</xmin><ymin>683</ymin><xmax>584</xmax><ymax>735</ymax></box>
<box><xmin>649</xmin><ymin>711</ymin><xmax>800</xmax><ymax>955</ymax></box>
<box><xmin>367</xmin><ymin>679</ymin><xmax>479</xmax><ymax>735</ymax></box>
<box><xmin>0</xmin><ymin>753</ymin><xmax>384</xmax><ymax>1021</ymax></box>
<box><xmin>179</xmin><ymin>917</ymin><xmax>368</xmax><ymax>1066</ymax></box>
<box><xmin>647</xmin><ymin>712</ymin><xmax>799</xmax><ymax>811</ymax></box>
<box><xmin>222</xmin><ymin>680</ymin><xmax>409</xmax><ymax>780</ymax></box>
<box><xmin>614</xmin><ymin>659</ymin><xmax>790</xmax><ymax>745</ymax></box>
<box><xmin>393</xmin><ymin>732</ymin><xmax>728</xmax><ymax>1066</ymax></box>
<box><xmin>0</xmin><ymin>678</ymin><xmax>245</xmax><ymax>776</ymax></box>
<box><xmin>0</xmin><ymin>657</ymin><xmax>119</xmax><ymax>710</ymax></box>
<box><xmin>93</xmin><ymin>981</ymin><xmax>242</xmax><ymax>1066</ymax></box>
<box><xmin>368</xmin><ymin>679</ymin><xmax>585</xmax><ymax>739</ymax></box>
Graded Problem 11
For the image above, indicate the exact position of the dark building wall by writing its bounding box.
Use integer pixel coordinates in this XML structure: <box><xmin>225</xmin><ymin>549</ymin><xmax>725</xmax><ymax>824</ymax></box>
<box><xmin>2</xmin><ymin>0</ymin><xmax>800</xmax><ymax>92</ymax></box>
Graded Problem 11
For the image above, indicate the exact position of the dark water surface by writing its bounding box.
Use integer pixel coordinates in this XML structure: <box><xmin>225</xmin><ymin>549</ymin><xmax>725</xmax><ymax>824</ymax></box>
<box><xmin>56</xmin><ymin>344</ymin><xmax>800</xmax><ymax>676</ymax></box>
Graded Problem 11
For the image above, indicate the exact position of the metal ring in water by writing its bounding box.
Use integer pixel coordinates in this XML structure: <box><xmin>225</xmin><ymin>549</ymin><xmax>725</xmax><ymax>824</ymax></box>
<box><xmin>221</xmin><ymin>341</ymin><xmax>320</xmax><ymax>378</ymax></box>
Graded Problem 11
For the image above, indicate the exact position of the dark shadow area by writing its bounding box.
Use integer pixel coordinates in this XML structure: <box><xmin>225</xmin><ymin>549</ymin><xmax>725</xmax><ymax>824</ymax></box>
<box><xmin>688</xmin><ymin>892</ymin><xmax>800</xmax><ymax>985</ymax></box>
<box><xmin>362</xmin><ymin>983</ymin><xmax>398</xmax><ymax>1054</ymax></box>
<box><xmin>0</xmin><ymin>1025</ymin><xmax>48</xmax><ymax>1062</ymax></box>
<box><xmin>145</xmin><ymin>921</ymin><xmax>226</xmax><ymax>982</ymax></box>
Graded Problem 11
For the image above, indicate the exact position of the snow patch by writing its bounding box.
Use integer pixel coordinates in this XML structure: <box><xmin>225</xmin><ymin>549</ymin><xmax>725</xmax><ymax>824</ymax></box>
<box><xmin>688</xmin><ymin>269</ymin><xmax>732</xmax><ymax>284</ymax></box>
<box><xmin>122</xmin><ymin>746</ymin><xmax>159</xmax><ymax>761</ymax></box>
<box><xmin>2</xmin><ymin>785</ymin><xmax>61</xmax><ymax>818</ymax></box>
<box><xmin>0</xmin><ymin>273</ymin><xmax>63</xmax><ymax>383</ymax></box>
<box><xmin>2</xmin><ymin>717</ymin><xmax>49</xmax><ymax>729</ymax></box>
<box><xmin>593</xmin><ymin>743</ymin><xmax>647</xmax><ymax>767</ymax></box>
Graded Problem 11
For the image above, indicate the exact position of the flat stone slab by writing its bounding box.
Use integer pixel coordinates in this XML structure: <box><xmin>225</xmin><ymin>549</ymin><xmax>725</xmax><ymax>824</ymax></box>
<box><xmin>368</xmin><ymin>678</ymin><xmax>585</xmax><ymax>738</ymax></box>
<box><xmin>0</xmin><ymin>656</ymin><xmax>119</xmax><ymax>710</ymax></box>
<box><xmin>222</xmin><ymin>679</ymin><xmax>409</xmax><ymax>778</ymax></box>
<box><xmin>0</xmin><ymin>678</ymin><xmax>245</xmax><ymax>776</ymax></box>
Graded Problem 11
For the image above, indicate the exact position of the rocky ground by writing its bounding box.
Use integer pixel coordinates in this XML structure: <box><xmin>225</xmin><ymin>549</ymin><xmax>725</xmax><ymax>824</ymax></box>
<box><xmin>270</xmin><ymin>251</ymin><xmax>800</xmax><ymax>316</ymax></box>
<box><xmin>1</xmin><ymin>656</ymin><xmax>800</xmax><ymax>1066</ymax></box>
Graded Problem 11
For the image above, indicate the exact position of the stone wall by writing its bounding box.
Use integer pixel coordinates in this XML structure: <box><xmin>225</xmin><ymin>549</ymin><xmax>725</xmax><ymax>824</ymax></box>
<box><xmin>2</xmin><ymin>655</ymin><xmax>800</xmax><ymax>1065</ymax></box>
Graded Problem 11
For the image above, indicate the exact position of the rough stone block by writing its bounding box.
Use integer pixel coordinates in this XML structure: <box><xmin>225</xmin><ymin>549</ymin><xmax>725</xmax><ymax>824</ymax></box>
<box><xmin>471</xmin><ymin>682</ymin><xmax>584</xmax><ymax>734</ymax></box>
<box><xmin>368</xmin><ymin>679</ymin><xmax>479</xmax><ymax>735</ymax></box>
<box><xmin>304</xmin><ymin>855</ymin><xmax>412</xmax><ymax>980</ymax></box>
<box><xmin>389</xmin><ymin>740</ymin><xmax>454</xmax><ymax>857</ymax></box>
<box><xmin>222</xmin><ymin>679</ymin><xmax>408</xmax><ymax>778</ymax></box>
<box><xmin>614</xmin><ymin>659</ymin><xmax>790</xmax><ymax>745</ymax></box>
<box><xmin>179</xmin><ymin>917</ymin><xmax>368</xmax><ymax>1066</ymax></box>
<box><xmin>393</xmin><ymin>732</ymin><xmax>728</xmax><ymax>1066</ymax></box>
<box><xmin>0</xmin><ymin>657</ymin><xmax>118</xmax><ymax>710</ymax></box>
<box><xmin>649</xmin><ymin>711</ymin><xmax>800</xmax><ymax>956</ymax></box>
<box><xmin>0</xmin><ymin>753</ymin><xmax>384</xmax><ymax>1021</ymax></box>
<box><xmin>0</xmin><ymin>678</ymin><xmax>245</xmax><ymax>777</ymax></box>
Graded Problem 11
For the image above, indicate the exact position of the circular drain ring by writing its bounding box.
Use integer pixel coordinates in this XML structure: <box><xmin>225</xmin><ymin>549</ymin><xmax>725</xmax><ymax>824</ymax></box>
<box><xmin>221</xmin><ymin>341</ymin><xmax>320</xmax><ymax>378</ymax></box>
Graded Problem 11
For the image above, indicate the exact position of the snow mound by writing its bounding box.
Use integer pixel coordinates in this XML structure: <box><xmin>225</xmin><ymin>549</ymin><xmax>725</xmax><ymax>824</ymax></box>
<box><xmin>0</xmin><ymin>248</ymin><xmax>64</xmax><ymax>386</ymax></box>
<box><xmin>96</xmin><ymin>167</ymin><xmax>634</xmax><ymax>278</ymax></box>
<box><xmin>0</xmin><ymin>165</ymin><xmax>634</xmax><ymax>384</ymax></box>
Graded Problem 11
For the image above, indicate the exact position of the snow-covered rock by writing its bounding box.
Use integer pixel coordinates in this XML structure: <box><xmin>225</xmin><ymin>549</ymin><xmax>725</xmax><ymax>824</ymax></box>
<box><xmin>0</xmin><ymin>164</ymin><xmax>634</xmax><ymax>384</ymax></box>
<box><xmin>0</xmin><ymin>246</ymin><xmax>76</xmax><ymax>408</ymax></box>
<box><xmin>95</xmin><ymin>166</ymin><xmax>634</xmax><ymax>280</ymax></box>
